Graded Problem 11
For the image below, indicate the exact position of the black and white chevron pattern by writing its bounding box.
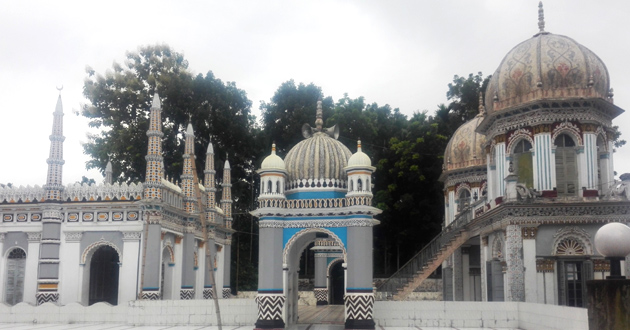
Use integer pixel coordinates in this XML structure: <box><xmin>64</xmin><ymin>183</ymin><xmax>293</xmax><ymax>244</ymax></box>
<box><xmin>180</xmin><ymin>288</ymin><xmax>195</xmax><ymax>300</ymax></box>
<box><xmin>142</xmin><ymin>291</ymin><xmax>160</xmax><ymax>300</ymax></box>
<box><xmin>255</xmin><ymin>294</ymin><xmax>285</xmax><ymax>320</ymax></box>
<box><xmin>314</xmin><ymin>288</ymin><xmax>328</xmax><ymax>302</ymax></box>
<box><xmin>222</xmin><ymin>288</ymin><xmax>231</xmax><ymax>298</ymax></box>
<box><xmin>36</xmin><ymin>292</ymin><xmax>59</xmax><ymax>305</ymax></box>
<box><xmin>344</xmin><ymin>293</ymin><xmax>374</xmax><ymax>320</ymax></box>
<box><xmin>203</xmin><ymin>288</ymin><xmax>214</xmax><ymax>299</ymax></box>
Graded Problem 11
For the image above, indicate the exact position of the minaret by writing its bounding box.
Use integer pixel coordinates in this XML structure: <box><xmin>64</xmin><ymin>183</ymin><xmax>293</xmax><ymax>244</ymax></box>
<box><xmin>44</xmin><ymin>91</ymin><xmax>65</xmax><ymax>200</ymax></box>
<box><xmin>221</xmin><ymin>155</ymin><xmax>232</xmax><ymax>229</ymax></box>
<box><xmin>105</xmin><ymin>159</ymin><xmax>113</xmax><ymax>184</ymax></box>
<box><xmin>204</xmin><ymin>140</ymin><xmax>217</xmax><ymax>224</ymax></box>
<box><xmin>143</xmin><ymin>93</ymin><xmax>164</xmax><ymax>200</ymax></box>
<box><xmin>181</xmin><ymin>122</ymin><xmax>197</xmax><ymax>214</ymax></box>
<box><xmin>37</xmin><ymin>90</ymin><xmax>66</xmax><ymax>305</ymax></box>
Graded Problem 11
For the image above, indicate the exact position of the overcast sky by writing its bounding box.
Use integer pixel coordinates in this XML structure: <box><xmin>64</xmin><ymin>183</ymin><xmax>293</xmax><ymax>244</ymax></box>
<box><xmin>2</xmin><ymin>0</ymin><xmax>630</xmax><ymax>186</ymax></box>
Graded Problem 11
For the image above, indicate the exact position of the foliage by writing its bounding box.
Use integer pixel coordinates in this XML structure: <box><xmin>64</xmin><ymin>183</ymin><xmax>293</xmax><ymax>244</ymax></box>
<box><xmin>77</xmin><ymin>176</ymin><xmax>96</xmax><ymax>185</ymax></box>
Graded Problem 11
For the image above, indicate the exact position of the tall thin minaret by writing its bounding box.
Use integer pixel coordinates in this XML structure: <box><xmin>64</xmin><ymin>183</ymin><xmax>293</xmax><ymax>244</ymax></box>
<box><xmin>143</xmin><ymin>93</ymin><xmax>164</xmax><ymax>200</ymax></box>
<box><xmin>37</xmin><ymin>90</ymin><xmax>65</xmax><ymax>305</ymax></box>
<box><xmin>105</xmin><ymin>159</ymin><xmax>113</xmax><ymax>185</ymax></box>
<box><xmin>44</xmin><ymin>91</ymin><xmax>65</xmax><ymax>200</ymax></box>
<box><xmin>204</xmin><ymin>140</ymin><xmax>217</xmax><ymax>224</ymax></box>
<box><xmin>181</xmin><ymin>123</ymin><xmax>197</xmax><ymax>214</ymax></box>
<box><xmin>221</xmin><ymin>155</ymin><xmax>233</xmax><ymax>229</ymax></box>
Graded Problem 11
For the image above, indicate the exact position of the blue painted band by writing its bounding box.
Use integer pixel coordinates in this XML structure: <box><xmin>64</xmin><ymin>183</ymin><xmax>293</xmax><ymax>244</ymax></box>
<box><xmin>286</xmin><ymin>191</ymin><xmax>346</xmax><ymax>200</ymax></box>
<box><xmin>143</xmin><ymin>287</ymin><xmax>159</xmax><ymax>290</ymax></box>
<box><xmin>181</xmin><ymin>285</ymin><xmax>193</xmax><ymax>289</ymax></box>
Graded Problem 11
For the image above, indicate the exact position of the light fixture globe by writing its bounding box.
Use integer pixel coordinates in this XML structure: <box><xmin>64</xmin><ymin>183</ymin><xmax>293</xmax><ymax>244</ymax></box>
<box><xmin>594</xmin><ymin>223</ymin><xmax>630</xmax><ymax>258</ymax></box>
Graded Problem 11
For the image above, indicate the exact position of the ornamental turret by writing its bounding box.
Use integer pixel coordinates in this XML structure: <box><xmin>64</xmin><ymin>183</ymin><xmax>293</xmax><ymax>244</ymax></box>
<box><xmin>143</xmin><ymin>93</ymin><xmax>165</xmax><ymax>200</ymax></box>
<box><xmin>44</xmin><ymin>92</ymin><xmax>66</xmax><ymax>200</ymax></box>
<box><xmin>204</xmin><ymin>140</ymin><xmax>217</xmax><ymax>224</ymax></box>
<box><xmin>258</xmin><ymin>143</ymin><xmax>287</xmax><ymax>201</ymax></box>
<box><xmin>182</xmin><ymin>123</ymin><xmax>197</xmax><ymax>214</ymax></box>
<box><xmin>344</xmin><ymin>139</ymin><xmax>375</xmax><ymax>202</ymax></box>
<box><xmin>105</xmin><ymin>159</ymin><xmax>113</xmax><ymax>185</ymax></box>
<box><xmin>221</xmin><ymin>156</ymin><xmax>233</xmax><ymax>229</ymax></box>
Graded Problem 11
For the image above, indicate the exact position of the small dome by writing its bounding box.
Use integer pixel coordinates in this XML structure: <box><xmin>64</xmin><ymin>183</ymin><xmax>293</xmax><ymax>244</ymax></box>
<box><xmin>347</xmin><ymin>140</ymin><xmax>372</xmax><ymax>167</ymax></box>
<box><xmin>443</xmin><ymin>116</ymin><xmax>487</xmax><ymax>172</ymax></box>
<box><xmin>261</xmin><ymin>144</ymin><xmax>286</xmax><ymax>170</ymax></box>
<box><xmin>485</xmin><ymin>31</ymin><xmax>610</xmax><ymax>115</ymax></box>
<box><xmin>285</xmin><ymin>132</ymin><xmax>352</xmax><ymax>182</ymax></box>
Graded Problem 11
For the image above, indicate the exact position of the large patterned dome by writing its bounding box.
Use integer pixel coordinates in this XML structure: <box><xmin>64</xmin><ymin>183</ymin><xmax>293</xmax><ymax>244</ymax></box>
<box><xmin>484</xmin><ymin>28</ymin><xmax>610</xmax><ymax>115</ymax></box>
<box><xmin>443</xmin><ymin>116</ymin><xmax>487</xmax><ymax>173</ymax></box>
<box><xmin>285</xmin><ymin>132</ymin><xmax>352</xmax><ymax>184</ymax></box>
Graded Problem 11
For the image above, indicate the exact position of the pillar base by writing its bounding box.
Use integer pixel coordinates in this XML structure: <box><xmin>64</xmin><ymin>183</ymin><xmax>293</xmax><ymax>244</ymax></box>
<box><xmin>254</xmin><ymin>319</ymin><xmax>285</xmax><ymax>330</ymax></box>
<box><xmin>345</xmin><ymin>319</ymin><xmax>375</xmax><ymax>330</ymax></box>
<box><xmin>36</xmin><ymin>292</ymin><xmax>59</xmax><ymax>305</ymax></box>
<box><xmin>316</xmin><ymin>300</ymin><xmax>328</xmax><ymax>306</ymax></box>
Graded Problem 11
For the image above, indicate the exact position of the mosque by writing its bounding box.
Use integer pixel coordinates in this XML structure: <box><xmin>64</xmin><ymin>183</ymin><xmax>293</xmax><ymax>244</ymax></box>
<box><xmin>0</xmin><ymin>92</ymin><xmax>235</xmax><ymax>306</ymax></box>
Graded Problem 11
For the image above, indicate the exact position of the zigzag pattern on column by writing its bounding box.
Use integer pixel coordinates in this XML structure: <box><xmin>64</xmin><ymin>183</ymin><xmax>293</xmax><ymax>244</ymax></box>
<box><xmin>255</xmin><ymin>293</ymin><xmax>285</xmax><ymax>320</ymax></box>
<box><xmin>344</xmin><ymin>293</ymin><xmax>374</xmax><ymax>320</ymax></box>
<box><xmin>180</xmin><ymin>288</ymin><xmax>195</xmax><ymax>300</ymax></box>
<box><xmin>314</xmin><ymin>288</ymin><xmax>328</xmax><ymax>302</ymax></box>
<box><xmin>36</xmin><ymin>292</ymin><xmax>59</xmax><ymax>305</ymax></box>
<box><xmin>222</xmin><ymin>288</ymin><xmax>232</xmax><ymax>298</ymax></box>
<box><xmin>142</xmin><ymin>291</ymin><xmax>160</xmax><ymax>300</ymax></box>
<box><xmin>203</xmin><ymin>288</ymin><xmax>214</xmax><ymax>299</ymax></box>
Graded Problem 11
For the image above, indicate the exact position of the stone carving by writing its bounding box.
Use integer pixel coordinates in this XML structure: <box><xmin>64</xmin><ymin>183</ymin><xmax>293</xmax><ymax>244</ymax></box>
<box><xmin>81</xmin><ymin>240</ymin><xmax>122</xmax><ymax>265</ymax></box>
<box><xmin>64</xmin><ymin>232</ymin><xmax>83</xmax><ymax>242</ymax></box>
<box><xmin>122</xmin><ymin>231</ymin><xmax>141</xmax><ymax>240</ymax></box>
<box><xmin>552</xmin><ymin>226</ymin><xmax>592</xmax><ymax>256</ymax></box>
<box><xmin>259</xmin><ymin>218</ymin><xmax>375</xmax><ymax>229</ymax></box>
<box><xmin>27</xmin><ymin>232</ymin><xmax>42</xmax><ymax>242</ymax></box>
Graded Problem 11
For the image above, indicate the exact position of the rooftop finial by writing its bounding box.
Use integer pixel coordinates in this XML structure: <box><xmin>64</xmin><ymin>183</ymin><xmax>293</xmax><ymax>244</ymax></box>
<box><xmin>272</xmin><ymin>142</ymin><xmax>276</xmax><ymax>154</ymax></box>
<box><xmin>477</xmin><ymin>91</ymin><xmax>486</xmax><ymax>117</ymax></box>
<box><xmin>538</xmin><ymin>2</ymin><xmax>545</xmax><ymax>33</ymax></box>
<box><xmin>315</xmin><ymin>97</ymin><xmax>323</xmax><ymax>131</ymax></box>
<box><xmin>56</xmin><ymin>85</ymin><xmax>63</xmax><ymax>95</ymax></box>
<box><xmin>357</xmin><ymin>138</ymin><xmax>362</xmax><ymax>152</ymax></box>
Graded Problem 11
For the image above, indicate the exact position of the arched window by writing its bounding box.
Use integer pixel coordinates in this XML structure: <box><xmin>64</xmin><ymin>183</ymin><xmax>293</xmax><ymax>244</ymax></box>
<box><xmin>555</xmin><ymin>134</ymin><xmax>577</xmax><ymax>196</ymax></box>
<box><xmin>349</xmin><ymin>180</ymin><xmax>353</xmax><ymax>192</ymax></box>
<box><xmin>596</xmin><ymin>135</ymin><xmax>606</xmax><ymax>192</ymax></box>
<box><xmin>357</xmin><ymin>178</ymin><xmax>363</xmax><ymax>191</ymax></box>
<box><xmin>267</xmin><ymin>180</ymin><xmax>272</xmax><ymax>193</ymax></box>
<box><xmin>5</xmin><ymin>248</ymin><xmax>26</xmax><ymax>305</ymax></box>
<box><xmin>366</xmin><ymin>179</ymin><xmax>370</xmax><ymax>192</ymax></box>
<box><xmin>276</xmin><ymin>181</ymin><xmax>281</xmax><ymax>194</ymax></box>
<box><xmin>512</xmin><ymin>139</ymin><xmax>533</xmax><ymax>188</ymax></box>
<box><xmin>457</xmin><ymin>189</ymin><xmax>471</xmax><ymax>212</ymax></box>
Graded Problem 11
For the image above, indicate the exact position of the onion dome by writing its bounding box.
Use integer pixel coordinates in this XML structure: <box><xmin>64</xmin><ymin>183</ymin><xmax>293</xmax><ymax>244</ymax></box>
<box><xmin>347</xmin><ymin>140</ymin><xmax>372</xmax><ymax>168</ymax></box>
<box><xmin>484</xmin><ymin>2</ymin><xmax>610</xmax><ymax>116</ymax></box>
<box><xmin>261</xmin><ymin>143</ymin><xmax>286</xmax><ymax>170</ymax></box>
<box><xmin>443</xmin><ymin>116</ymin><xmax>487</xmax><ymax>174</ymax></box>
<box><xmin>285</xmin><ymin>132</ymin><xmax>352</xmax><ymax>183</ymax></box>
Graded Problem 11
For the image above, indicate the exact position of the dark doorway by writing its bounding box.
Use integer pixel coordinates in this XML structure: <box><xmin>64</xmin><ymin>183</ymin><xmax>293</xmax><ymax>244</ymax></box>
<box><xmin>89</xmin><ymin>246</ymin><xmax>119</xmax><ymax>305</ymax></box>
<box><xmin>5</xmin><ymin>248</ymin><xmax>26</xmax><ymax>305</ymax></box>
<box><xmin>330</xmin><ymin>262</ymin><xmax>344</xmax><ymax>305</ymax></box>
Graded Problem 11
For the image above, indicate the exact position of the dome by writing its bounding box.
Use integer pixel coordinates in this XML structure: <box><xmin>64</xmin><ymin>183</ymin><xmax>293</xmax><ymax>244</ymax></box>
<box><xmin>347</xmin><ymin>140</ymin><xmax>372</xmax><ymax>167</ymax></box>
<box><xmin>285</xmin><ymin>132</ymin><xmax>352</xmax><ymax>183</ymax></box>
<box><xmin>443</xmin><ymin>116</ymin><xmax>487</xmax><ymax>172</ymax></box>
<box><xmin>260</xmin><ymin>144</ymin><xmax>286</xmax><ymax>170</ymax></box>
<box><xmin>485</xmin><ymin>27</ymin><xmax>610</xmax><ymax>115</ymax></box>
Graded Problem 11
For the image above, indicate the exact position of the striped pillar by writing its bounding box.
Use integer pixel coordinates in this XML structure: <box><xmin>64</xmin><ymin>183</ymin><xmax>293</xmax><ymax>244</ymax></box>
<box><xmin>584</xmin><ymin>132</ymin><xmax>598</xmax><ymax>190</ymax></box>
<box><xmin>534</xmin><ymin>133</ymin><xmax>553</xmax><ymax>191</ymax></box>
<box><xmin>494</xmin><ymin>143</ymin><xmax>506</xmax><ymax>198</ymax></box>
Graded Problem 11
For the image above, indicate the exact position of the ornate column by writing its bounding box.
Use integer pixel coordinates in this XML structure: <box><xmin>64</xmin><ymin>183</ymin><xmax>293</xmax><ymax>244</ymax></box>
<box><xmin>140</xmin><ymin>210</ymin><xmax>162</xmax><ymax>300</ymax></box>
<box><xmin>505</xmin><ymin>225</ymin><xmax>525</xmax><ymax>302</ymax></box>
<box><xmin>533</xmin><ymin>125</ymin><xmax>553</xmax><ymax>192</ymax></box>
<box><xmin>222</xmin><ymin>239</ymin><xmax>232</xmax><ymax>298</ymax></box>
<box><xmin>120</xmin><ymin>231</ymin><xmax>141</xmax><ymax>304</ymax></box>
<box><xmin>254</xmin><ymin>225</ymin><xmax>285</xmax><ymax>330</ymax></box>
<box><xmin>480</xmin><ymin>236</ymin><xmax>488</xmax><ymax>301</ymax></box>
<box><xmin>181</xmin><ymin>224</ymin><xmax>196</xmax><ymax>300</ymax></box>
<box><xmin>453</xmin><ymin>248</ymin><xmax>463</xmax><ymax>301</ymax></box>
<box><xmin>313</xmin><ymin>247</ymin><xmax>328</xmax><ymax>305</ymax></box>
<box><xmin>37</xmin><ymin>206</ymin><xmax>62</xmax><ymax>305</ymax></box>
<box><xmin>582</xmin><ymin>124</ymin><xmax>599</xmax><ymax>193</ymax></box>
<box><xmin>536</xmin><ymin>259</ymin><xmax>555</xmax><ymax>304</ymax></box>
<box><xmin>447</xmin><ymin>187</ymin><xmax>455</xmax><ymax>225</ymax></box>
<box><xmin>494</xmin><ymin>135</ymin><xmax>507</xmax><ymax>199</ymax></box>
<box><xmin>462</xmin><ymin>246</ymin><xmax>471</xmax><ymax>301</ymax></box>
<box><xmin>521</xmin><ymin>227</ymin><xmax>538</xmax><ymax>302</ymax></box>
<box><xmin>345</xmin><ymin>226</ymin><xmax>375</xmax><ymax>330</ymax></box>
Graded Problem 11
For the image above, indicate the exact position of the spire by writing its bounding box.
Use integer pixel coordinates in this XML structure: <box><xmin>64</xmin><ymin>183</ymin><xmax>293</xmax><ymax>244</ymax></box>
<box><xmin>105</xmin><ymin>157</ymin><xmax>113</xmax><ymax>185</ymax></box>
<box><xmin>204</xmin><ymin>137</ymin><xmax>217</xmax><ymax>225</ymax></box>
<box><xmin>182</xmin><ymin>122</ymin><xmax>197</xmax><ymax>214</ymax></box>
<box><xmin>315</xmin><ymin>98</ymin><xmax>324</xmax><ymax>131</ymax></box>
<box><xmin>224</xmin><ymin>154</ymin><xmax>231</xmax><ymax>169</ymax></box>
<box><xmin>221</xmin><ymin>154</ymin><xmax>232</xmax><ymax>228</ymax></box>
<box><xmin>537</xmin><ymin>1</ymin><xmax>545</xmax><ymax>33</ymax></box>
<box><xmin>143</xmin><ymin>92</ymin><xmax>165</xmax><ymax>200</ymax></box>
<box><xmin>44</xmin><ymin>89</ymin><xmax>66</xmax><ymax>201</ymax></box>
<box><xmin>206</xmin><ymin>139</ymin><xmax>214</xmax><ymax>154</ymax></box>
<box><xmin>477</xmin><ymin>91</ymin><xmax>486</xmax><ymax>117</ymax></box>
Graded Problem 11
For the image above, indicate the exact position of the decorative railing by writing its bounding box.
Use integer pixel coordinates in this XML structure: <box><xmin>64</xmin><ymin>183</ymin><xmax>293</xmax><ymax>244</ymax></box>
<box><xmin>376</xmin><ymin>199</ymin><xmax>483</xmax><ymax>296</ymax></box>
<box><xmin>0</xmin><ymin>182</ymin><xmax>144</xmax><ymax>203</ymax></box>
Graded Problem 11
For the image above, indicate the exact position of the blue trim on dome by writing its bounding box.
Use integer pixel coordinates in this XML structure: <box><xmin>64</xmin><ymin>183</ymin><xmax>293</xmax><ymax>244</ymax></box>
<box><xmin>286</xmin><ymin>191</ymin><xmax>345</xmax><ymax>199</ymax></box>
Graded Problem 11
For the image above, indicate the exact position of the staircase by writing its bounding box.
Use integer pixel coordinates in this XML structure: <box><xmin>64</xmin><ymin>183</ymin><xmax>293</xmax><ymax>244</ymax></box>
<box><xmin>376</xmin><ymin>203</ymin><xmax>479</xmax><ymax>300</ymax></box>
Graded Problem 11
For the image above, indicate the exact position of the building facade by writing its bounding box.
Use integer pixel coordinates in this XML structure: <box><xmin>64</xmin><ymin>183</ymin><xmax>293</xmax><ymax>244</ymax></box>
<box><xmin>0</xmin><ymin>92</ymin><xmax>233</xmax><ymax>306</ymax></box>
<box><xmin>441</xmin><ymin>3</ymin><xmax>630</xmax><ymax>306</ymax></box>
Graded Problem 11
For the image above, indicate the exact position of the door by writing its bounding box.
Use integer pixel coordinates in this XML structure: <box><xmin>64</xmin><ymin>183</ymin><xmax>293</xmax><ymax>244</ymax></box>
<box><xmin>89</xmin><ymin>246</ymin><xmax>120</xmax><ymax>305</ymax></box>
<box><xmin>5</xmin><ymin>248</ymin><xmax>26</xmax><ymax>305</ymax></box>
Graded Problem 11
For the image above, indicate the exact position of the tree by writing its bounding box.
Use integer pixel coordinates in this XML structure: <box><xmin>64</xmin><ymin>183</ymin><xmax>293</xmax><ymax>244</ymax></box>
<box><xmin>446</xmin><ymin>72</ymin><xmax>490</xmax><ymax>132</ymax></box>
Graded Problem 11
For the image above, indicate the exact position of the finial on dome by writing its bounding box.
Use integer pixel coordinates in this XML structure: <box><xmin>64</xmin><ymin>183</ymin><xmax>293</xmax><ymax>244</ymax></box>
<box><xmin>538</xmin><ymin>2</ymin><xmax>545</xmax><ymax>33</ymax></box>
<box><xmin>271</xmin><ymin>142</ymin><xmax>277</xmax><ymax>154</ymax></box>
<box><xmin>315</xmin><ymin>97</ymin><xmax>323</xmax><ymax>131</ymax></box>
<box><xmin>477</xmin><ymin>92</ymin><xmax>485</xmax><ymax>117</ymax></box>
<box><xmin>357</xmin><ymin>138</ymin><xmax>362</xmax><ymax>152</ymax></box>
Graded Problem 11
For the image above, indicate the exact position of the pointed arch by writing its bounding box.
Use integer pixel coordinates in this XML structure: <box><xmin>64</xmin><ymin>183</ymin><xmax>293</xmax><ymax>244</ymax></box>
<box><xmin>283</xmin><ymin>228</ymin><xmax>347</xmax><ymax>264</ymax></box>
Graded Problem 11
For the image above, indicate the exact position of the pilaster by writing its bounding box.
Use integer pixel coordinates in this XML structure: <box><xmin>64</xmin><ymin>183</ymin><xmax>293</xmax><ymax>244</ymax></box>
<box><xmin>505</xmin><ymin>225</ymin><xmax>525</xmax><ymax>302</ymax></box>
<box><xmin>522</xmin><ymin>227</ymin><xmax>538</xmax><ymax>302</ymax></box>
<box><xmin>24</xmin><ymin>232</ymin><xmax>41</xmax><ymax>305</ymax></box>
<box><xmin>533</xmin><ymin>128</ymin><xmax>553</xmax><ymax>191</ymax></box>
<box><xmin>59</xmin><ymin>231</ymin><xmax>82</xmax><ymax>305</ymax></box>
<box><xmin>120</xmin><ymin>231</ymin><xmax>141</xmax><ymax>304</ymax></box>
<box><xmin>37</xmin><ymin>205</ymin><xmax>62</xmax><ymax>305</ymax></box>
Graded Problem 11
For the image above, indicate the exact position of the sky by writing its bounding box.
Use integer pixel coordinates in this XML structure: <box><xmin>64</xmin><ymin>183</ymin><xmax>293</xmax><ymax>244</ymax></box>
<box><xmin>1</xmin><ymin>0</ymin><xmax>630</xmax><ymax>186</ymax></box>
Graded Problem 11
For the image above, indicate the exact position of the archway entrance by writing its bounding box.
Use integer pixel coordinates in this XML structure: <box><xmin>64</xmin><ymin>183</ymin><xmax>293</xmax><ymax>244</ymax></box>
<box><xmin>329</xmin><ymin>261</ymin><xmax>344</xmax><ymax>305</ymax></box>
<box><xmin>4</xmin><ymin>248</ymin><xmax>26</xmax><ymax>305</ymax></box>
<box><xmin>283</xmin><ymin>229</ymin><xmax>347</xmax><ymax>327</ymax></box>
<box><xmin>161</xmin><ymin>246</ymin><xmax>174</xmax><ymax>300</ymax></box>
<box><xmin>89</xmin><ymin>246</ymin><xmax>119</xmax><ymax>305</ymax></box>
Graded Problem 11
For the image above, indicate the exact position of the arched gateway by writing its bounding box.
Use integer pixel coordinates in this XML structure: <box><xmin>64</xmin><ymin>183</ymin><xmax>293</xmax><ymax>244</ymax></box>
<box><xmin>252</xmin><ymin>101</ymin><xmax>380</xmax><ymax>330</ymax></box>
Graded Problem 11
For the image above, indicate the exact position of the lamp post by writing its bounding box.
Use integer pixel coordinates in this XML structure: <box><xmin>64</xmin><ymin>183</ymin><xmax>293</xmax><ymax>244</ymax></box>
<box><xmin>594</xmin><ymin>222</ymin><xmax>630</xmax><ymax>279</ymax></box>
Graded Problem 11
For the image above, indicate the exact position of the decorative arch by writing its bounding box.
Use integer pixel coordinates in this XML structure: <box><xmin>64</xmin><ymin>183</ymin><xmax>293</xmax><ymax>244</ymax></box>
<box><xmin>455</xmin><ymin>183</ymin><xmax>471</xmax><ymax>198</ymax></box>
<box><xmin>595</xmin><ymin>126</ymin><xmax>609</xmax><ymax>152</ymax></box>
<box><xmin>163</xmin><ymin>245</ymin><xmax>175</xmax><ymax>264</ymax></box>
<box><xmin>326</xmin><ymin>257</ymin><xmax>344</xmax><ymax>277</ymax></box>
<box><xmin>4</xmin><ymin>246</ymin><xmax>26</xmax><ymax>259</ymax></box>
<box><xmin>492</xmin><ymin>233</ymin><xmax>505</xmax><ymax>260</ymax></box>
<box><xmin>81</xmin><ymin>239</ymin><xmax>122</xmax><ymax>265</ymax></box>
<box><xmin>552</xmin><ymin>122</ymin><xmax>583</xmax><ymax>146</ymax></box>
<box><xmin>507</xmin><ymin>129</ymin><xmax>534</xmax><ymax>154</ymax></box>
<box><xmin>283</xmin><ymin>228</ymin><xmax>347</xmax><ymax>264</ymax></box>
<box><xmin>552</xmin><ymin>226</ymin><xmax>593</xmax><ymax>256</ymax></box>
